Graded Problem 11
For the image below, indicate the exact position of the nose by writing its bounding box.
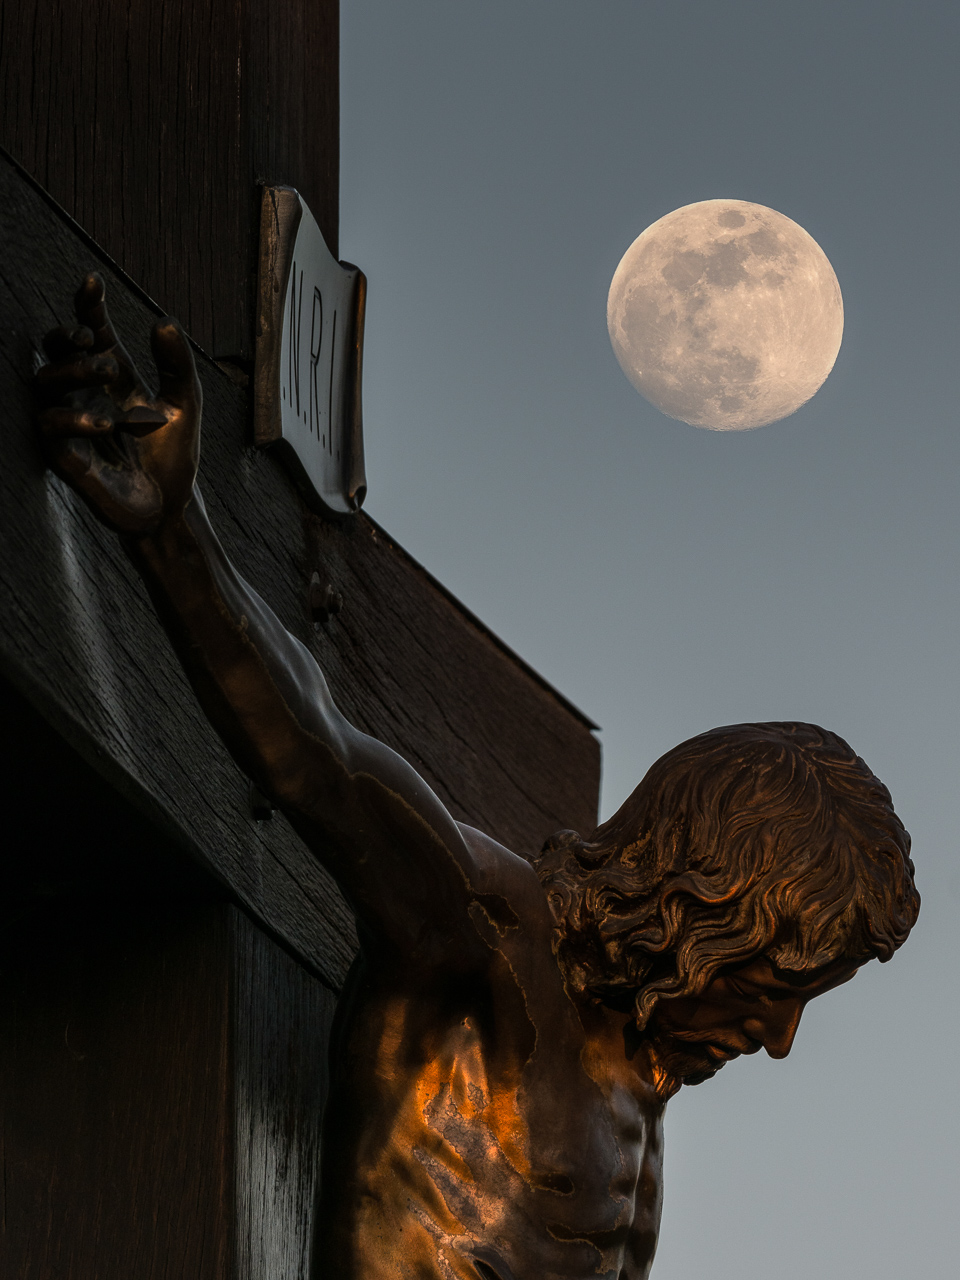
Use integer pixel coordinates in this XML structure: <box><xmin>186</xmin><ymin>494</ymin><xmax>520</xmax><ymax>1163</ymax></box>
<box><xmin>744</xmin><ymin>999</ymin><xmax>805</xmax><ymax>1060</ymax></box>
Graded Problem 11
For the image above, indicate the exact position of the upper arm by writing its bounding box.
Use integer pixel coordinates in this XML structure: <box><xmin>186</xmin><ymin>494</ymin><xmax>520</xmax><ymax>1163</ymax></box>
<box><xmin>143</xmin><ymin>513</ymin><xmax>524</xmax><ymax>969</ymax></box>
<box><xmin>273</xmin><ymin>668</ymin><xmax>505</xmax><ymax>966</ymax></box>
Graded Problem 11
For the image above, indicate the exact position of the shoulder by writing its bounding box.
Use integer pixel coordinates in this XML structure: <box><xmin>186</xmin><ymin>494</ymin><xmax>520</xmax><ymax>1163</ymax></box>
<box><xmin>456</xmin><ymin>822</ymin><xmax>555</xmax><ymax>939</ymax></box>
<box><xmin>455</xmin><ymin>824</ymin><xmax>584</xmax><ymax>1037</ymax></box>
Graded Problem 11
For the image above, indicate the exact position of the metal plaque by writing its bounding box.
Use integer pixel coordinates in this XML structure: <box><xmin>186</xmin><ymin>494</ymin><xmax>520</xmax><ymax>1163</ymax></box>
<box><xmin>255</xmin><ymin>186</ymin><xmax>367</xmax><ymax>517</ymax></box>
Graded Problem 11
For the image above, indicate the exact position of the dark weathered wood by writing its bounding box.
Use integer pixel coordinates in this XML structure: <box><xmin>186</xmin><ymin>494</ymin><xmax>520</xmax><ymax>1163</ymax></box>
<box><xmin>0</xmin><ymin>689</ymin><xmax>339</xmax><ymax>1276</ymax></box>
<box><xmin>234</xmin><ymin>909</ymin><xmax>337</xmax><ymax>1279</ymax></box>
<box><xmin>0</xmin><ymin>149</ymin><xmax>601</xmax><ymax>992</ymax></box>
<box><xmin>0</xmin><ymin>0</ymin><xmax>339</xmax><ymax>359</ymax></box>
<box><xmin>0</xmin><ymin>887</ymin><xmax>336</xmax><ymax>1279</ymax></box>
<box><xmin>0</xmin><ymin>899</ymin><xmax>234</xmax><ymax>1279</ymax></box>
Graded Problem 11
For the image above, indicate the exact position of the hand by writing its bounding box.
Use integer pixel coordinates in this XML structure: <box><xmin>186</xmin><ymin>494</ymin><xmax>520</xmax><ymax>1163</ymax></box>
<box><xmin>35</xmin><ymin>272</ymin><xmax>202</xmax><ymax>536</ymax></box>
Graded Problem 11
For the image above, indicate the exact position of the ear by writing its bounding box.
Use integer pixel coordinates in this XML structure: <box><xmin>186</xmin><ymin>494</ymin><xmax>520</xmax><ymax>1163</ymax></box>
<box><xmin>539</xmin><ymin>828</ymin><xmax>583</xmax><ymax>856</ymax></box>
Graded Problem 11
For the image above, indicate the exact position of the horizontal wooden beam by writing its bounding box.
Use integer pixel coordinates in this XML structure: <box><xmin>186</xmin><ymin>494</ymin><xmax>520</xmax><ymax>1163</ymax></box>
<box><xmin>0</xmin><ymin>151</ymin><xmax>601</xmax><ymax>990</ymax></box>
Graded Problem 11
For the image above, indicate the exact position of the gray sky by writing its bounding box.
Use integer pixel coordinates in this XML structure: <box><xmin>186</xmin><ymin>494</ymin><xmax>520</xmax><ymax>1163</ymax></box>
<box><xmin>339</xmin><ymin>2</ymin><xmax>958</xmax><ymax>1275</ymax></box>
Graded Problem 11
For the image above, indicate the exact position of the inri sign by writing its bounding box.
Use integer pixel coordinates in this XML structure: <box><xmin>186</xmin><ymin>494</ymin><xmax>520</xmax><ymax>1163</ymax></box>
<box><xmin>255</xmin><ymin>187</ymin><xmax>367</xmax><ymax>516</ymax></box>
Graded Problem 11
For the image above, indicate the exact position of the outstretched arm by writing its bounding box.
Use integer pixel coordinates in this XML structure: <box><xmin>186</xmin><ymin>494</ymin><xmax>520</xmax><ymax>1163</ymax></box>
<box><xmin>35</xmin><ymin>275</ymin><xmax>489</xmax><ymax>966</ymax></box>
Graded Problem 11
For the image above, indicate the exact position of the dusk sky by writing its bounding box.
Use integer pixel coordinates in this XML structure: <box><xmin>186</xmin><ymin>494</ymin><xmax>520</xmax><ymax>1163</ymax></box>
<box><xmin>339</xmin><ymin>2</ymin><xmax>956</xmax><ymax>1276</ymax></box>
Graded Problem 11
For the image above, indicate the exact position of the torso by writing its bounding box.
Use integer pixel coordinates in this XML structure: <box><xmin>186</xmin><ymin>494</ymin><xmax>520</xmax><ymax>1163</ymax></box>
<box><xmin>315</xmin><ymin>830</ymin><xmax>665</xmax><ymax>1280</ymax></box>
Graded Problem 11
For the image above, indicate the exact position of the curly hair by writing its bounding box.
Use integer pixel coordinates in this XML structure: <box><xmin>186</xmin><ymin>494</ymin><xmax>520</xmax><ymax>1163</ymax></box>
<box><xmin>536</xmin><ymin>722</ymin><xmax>919</xmax><ymax>1030</ymax></box>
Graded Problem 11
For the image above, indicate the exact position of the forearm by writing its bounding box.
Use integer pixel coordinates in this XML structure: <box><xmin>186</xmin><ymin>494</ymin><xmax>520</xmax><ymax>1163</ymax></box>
<box><xmin>126</xmin><ymin>487</ymin><xmax>486</xmax><ymax>960</ymax></box>
<box><xmin>126</xmin><ymin>485</ymin><xmax>344</xmax><ymax>807</ymax></box>
<box><xmin>125</xmin><ymin>487</ymin><xmax>487</xmax><ymax>960</ymax></box>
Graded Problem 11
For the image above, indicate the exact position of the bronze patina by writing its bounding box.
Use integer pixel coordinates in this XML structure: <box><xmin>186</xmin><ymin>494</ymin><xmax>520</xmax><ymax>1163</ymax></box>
<box><xmin>35</xmin><ymin>275</ymin><xmax>920</xmax><ymax>1280</ymax></box>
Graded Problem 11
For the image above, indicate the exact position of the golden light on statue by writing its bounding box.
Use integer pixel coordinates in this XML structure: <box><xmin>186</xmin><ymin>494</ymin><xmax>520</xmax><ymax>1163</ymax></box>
<box><xmin>607</xmin><ymin>199</ymin><xmax>844</xmax><ymax>430</ymax></box>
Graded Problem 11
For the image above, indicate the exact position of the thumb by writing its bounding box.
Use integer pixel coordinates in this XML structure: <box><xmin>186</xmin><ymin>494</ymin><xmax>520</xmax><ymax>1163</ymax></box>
<box><xmin>151</xmin><ymin>317</ymin><xmax>202</xmax><ymax>411</ymax></box>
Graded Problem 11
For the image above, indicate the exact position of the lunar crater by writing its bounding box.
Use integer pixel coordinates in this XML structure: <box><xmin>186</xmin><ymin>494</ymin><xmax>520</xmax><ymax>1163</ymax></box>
<box><xmin>608</xmin><ymin>199</ymin><xmax>843</xmax><ymax>430</ymax></box>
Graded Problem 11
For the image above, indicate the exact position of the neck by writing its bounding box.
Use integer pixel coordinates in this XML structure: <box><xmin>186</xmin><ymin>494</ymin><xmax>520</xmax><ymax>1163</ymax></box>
<box><xmin>570</xmin><ymin>989</ymin><xmax>677</xmax><ymax>1105</ymax></box>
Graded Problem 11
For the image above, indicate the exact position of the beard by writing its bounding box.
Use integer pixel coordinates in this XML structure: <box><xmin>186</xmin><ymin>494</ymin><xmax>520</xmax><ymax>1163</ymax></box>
<box><xmin>642</xmin><ymin>1022</ymin><xmax>728</xmax><ymax>1090</ymax></box>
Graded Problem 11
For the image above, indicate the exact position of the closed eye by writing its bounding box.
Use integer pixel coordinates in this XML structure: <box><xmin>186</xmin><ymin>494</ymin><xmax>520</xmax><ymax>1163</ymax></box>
<box><xmin>726</xmin><ymin>978</ymin><xmax>762</xmax><ymax>1000</ymax></box>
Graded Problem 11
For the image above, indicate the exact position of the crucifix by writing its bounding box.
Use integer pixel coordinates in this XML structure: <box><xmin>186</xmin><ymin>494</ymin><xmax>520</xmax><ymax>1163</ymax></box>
<box><xmin>33</xmin><ymin>271</ymin><xmax>919</xmax><ymax>1279</ymax></box>
<box><xmin>1</xmin><ymin>3</ymin><xmax>918</xmax><ymax>1278</ymax></box>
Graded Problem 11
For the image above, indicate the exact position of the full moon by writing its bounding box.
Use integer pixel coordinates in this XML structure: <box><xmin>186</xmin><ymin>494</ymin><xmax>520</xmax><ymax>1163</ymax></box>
<box><xmin>606</xmin><ymin>199</ymin><xmax>844</xmax><ymax>430</ymax></box>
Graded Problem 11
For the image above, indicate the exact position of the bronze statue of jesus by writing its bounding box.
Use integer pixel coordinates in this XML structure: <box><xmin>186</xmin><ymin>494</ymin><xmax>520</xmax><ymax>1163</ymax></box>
<box><xmin>35</xmin><ymin>275</ymin><xmax>920</xmax><ymax>1280</ymax></box>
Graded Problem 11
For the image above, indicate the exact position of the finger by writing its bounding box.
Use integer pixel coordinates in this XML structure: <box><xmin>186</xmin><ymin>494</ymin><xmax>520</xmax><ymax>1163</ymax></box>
<box><xmin>74</xmin><ymin>272</ymin><xmax>121</xmax><ymax>354</ymax></box>
<box><xmin>117</xmin><ymin>405</ymin><xmax>169</xmax><ymax>436</ymax></box>
<box><xmin>38</xmin><ymin>406</ymin><xmax>115</xmax><ymax>439</ymax></box>
<box><xmin>151</xmin><ymin>318</ymin><xmax>201</xmax><ymax>411</ymax></box>
<box><xmin>42</xmin><ymin>325</ymin><xmax>94</xmax><ymax>364</ymax></box>
<box><xmin>34</xmin><ymin>353</ymin><xmax>119</xmax><ymax>402</ymax></box>
<box><xmin>74</xmin><ymin>271</ymin><xmax>144</xmax><ymax>401</ymax></box>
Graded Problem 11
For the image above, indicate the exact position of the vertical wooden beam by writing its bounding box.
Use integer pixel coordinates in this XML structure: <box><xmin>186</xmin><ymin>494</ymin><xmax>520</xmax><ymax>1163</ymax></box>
<box><xmin>234</xmin><ymin>912</ymin><xmax>337</xmax><ymax>1278</ymax></box>
<box><xmin>0</xmin><ymin>0</ymin><xmax>339</xmax><ymax>360</ymax></box>
<box><xmin>0</xmin><ymin>682</ymin><xmax>337</xmax><ymax>1279</ymax></box>
<box><xmin>0</xmin><ymin>900</ymin><xmax>236</xmax><ymax>1279</ymax></box>
<box><xmin>0</xmin><ymin>896</ymin><xmax>336</xmax><ymax>1279</ymax></box>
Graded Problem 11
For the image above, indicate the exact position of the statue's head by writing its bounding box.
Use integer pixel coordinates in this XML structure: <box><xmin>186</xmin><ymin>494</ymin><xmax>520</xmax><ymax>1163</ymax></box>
<box><xmin>537</xmin><ymin>722</ymin><xmax>919</xmax><ymax>1092</ymax></box>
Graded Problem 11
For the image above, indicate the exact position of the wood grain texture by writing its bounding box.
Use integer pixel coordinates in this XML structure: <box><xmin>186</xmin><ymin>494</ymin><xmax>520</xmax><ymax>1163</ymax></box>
<box><xmin>0</xmin><ymin>0</ymin><xmax>339</xmax><ymax>359</ymax></box>
<box><xmin>0</xmin><ymin>890</ymin><xmax>337</xmax><ymax>1279</ymax></box>
<box><xmin>0</xmin><ymin>150</ymin><xmax>601</xmax><ymax>993</ymax></box>
<box><xmin>233</xmin><ymin>909</ymin><xmax>338</xmax><ymax>1279</ymax></box>
<box><xmin>0</xmin><ymin>899</ymin><xmax>235</xmax><ymax>1279</ymax></box>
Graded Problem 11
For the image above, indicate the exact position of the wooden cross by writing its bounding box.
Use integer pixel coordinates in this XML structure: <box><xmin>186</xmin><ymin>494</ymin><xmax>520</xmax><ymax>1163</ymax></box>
<box><xmin>0</xmin><ymin>3</ymin><xmax>599</xmax><ymax>1275</ymax></box>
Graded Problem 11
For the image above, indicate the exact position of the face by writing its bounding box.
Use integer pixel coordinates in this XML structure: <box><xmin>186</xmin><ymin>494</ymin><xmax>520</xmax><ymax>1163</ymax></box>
<box><xmin>645</xmin><ymin>954</ymin><xmax>861</xmax><ymax>1088</ymax></box>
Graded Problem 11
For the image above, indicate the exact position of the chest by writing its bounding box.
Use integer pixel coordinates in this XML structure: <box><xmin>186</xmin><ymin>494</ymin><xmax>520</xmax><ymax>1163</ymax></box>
<box><xmin>404</xmin><ymin>1014</ymin><xmax>661</xmax><ymax>1228</ymax></box>
<box><xmin>339</xmin><ymin>977</ymin><xmax>666</xmax><ymax>1279</ymax></box>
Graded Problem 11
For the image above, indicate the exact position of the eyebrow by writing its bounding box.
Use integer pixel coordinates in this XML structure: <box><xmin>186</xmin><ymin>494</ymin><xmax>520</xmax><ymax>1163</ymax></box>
<box><xmin>764</xmin><ymin>963</ymin><xmax>858</xmax><ymax>992</ymax></box>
